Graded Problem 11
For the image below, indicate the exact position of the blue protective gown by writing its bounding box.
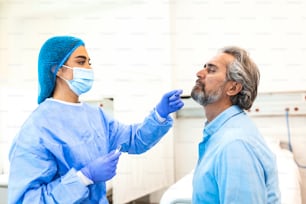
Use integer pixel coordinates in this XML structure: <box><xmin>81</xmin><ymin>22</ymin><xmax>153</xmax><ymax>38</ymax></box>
<box><xmin>192</xmin><ymin>105</ymin><xmax>281</xmax><ymax>204</ymax></box>
<box><xmin>9</xmin><ymin>98</ymin><xmax>173</xmax><ymax>204</ymax></box>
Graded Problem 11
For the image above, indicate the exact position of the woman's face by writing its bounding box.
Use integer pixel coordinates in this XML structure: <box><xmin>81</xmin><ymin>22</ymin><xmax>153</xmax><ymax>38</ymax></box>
<box><xmin>59</xmin><ymin>46</ymin><xmax>92</xmax><ymax>80</ymax></box>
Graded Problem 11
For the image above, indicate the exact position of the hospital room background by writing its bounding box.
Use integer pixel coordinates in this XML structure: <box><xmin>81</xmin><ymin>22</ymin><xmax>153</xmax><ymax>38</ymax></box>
<box><xmin>0</xmin><ymin>0</ymin><xmax>306</xmax><ymax>203</ymax></box>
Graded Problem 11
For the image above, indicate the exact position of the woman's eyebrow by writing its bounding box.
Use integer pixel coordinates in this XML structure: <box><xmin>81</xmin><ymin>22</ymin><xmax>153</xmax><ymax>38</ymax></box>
<box><xmin>74</xmin><ymin>55</ymin><xmax>89</xmax><ymax>60</ymax></box>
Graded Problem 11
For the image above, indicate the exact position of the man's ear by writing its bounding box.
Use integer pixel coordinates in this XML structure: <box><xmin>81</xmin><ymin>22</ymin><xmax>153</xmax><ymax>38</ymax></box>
<box><xmin>227</xmin><ymin>81</ymin><xmax>242</xmax><ymax>96</ymax></box>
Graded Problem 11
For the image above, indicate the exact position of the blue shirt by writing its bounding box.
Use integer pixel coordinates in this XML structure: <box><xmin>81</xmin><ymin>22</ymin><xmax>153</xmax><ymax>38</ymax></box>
<box><xmin>192</xmin><ymin>105</ymin><xmax>280</xmax><ymax>204</ymax></box>
<box><xmin>9</xmin><ymin>99</ymin><xmax>173</xmax><ymax>204</ymax></box>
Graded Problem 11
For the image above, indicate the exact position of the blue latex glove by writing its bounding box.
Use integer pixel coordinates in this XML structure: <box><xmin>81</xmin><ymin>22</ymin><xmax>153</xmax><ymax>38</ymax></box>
<box><xmin>81</xmin><ymin>150</ymin><xmax>121</xmax><ymax>183</ymax></box>
<box><xmin>156</xmin><ymin>89</ymin><xmax>184</xmax><ymax>118</ymax></box>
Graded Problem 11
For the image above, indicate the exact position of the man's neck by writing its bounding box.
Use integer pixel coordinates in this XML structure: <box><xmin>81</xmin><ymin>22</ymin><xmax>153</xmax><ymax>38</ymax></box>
<box><xmin>204</xmin><ymin>102</ymin><xmax>232</xmax><ymax>122</ymax></box>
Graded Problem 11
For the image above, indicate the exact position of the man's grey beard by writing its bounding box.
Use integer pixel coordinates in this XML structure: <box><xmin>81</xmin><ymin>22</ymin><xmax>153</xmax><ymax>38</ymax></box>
<box><xmin>191</xmin><ymin>85</ymin><xmax>223</xmax><ymax>106</ymax></box>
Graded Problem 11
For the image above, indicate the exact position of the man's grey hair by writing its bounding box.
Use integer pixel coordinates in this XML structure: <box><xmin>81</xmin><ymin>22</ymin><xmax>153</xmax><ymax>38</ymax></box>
<box><xmin>220</xmin><ymin>46</ymin><xmax>260</xmax><ymax>110</ymax></box>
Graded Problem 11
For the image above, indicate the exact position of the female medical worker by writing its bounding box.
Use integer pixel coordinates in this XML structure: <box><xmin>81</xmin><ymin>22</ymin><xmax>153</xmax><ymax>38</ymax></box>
<box><xmin>8</xmin><ymin>36</ymin><xmax>184</xmax><ymax>204</ymax></box>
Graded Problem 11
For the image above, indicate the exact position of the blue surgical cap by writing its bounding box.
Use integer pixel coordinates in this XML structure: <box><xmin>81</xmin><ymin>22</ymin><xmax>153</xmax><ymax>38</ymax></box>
<box><xmin>37</xmin><ymin>36</ymin><xmax>85</xmax><ymax>104</ymax></box>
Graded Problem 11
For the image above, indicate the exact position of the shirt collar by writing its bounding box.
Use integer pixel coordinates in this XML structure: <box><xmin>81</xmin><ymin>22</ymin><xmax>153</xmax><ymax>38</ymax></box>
<box><xmin>203</xmin><ymin>105</ymin><xmax>244</xmax><ymax>140</ymax></box>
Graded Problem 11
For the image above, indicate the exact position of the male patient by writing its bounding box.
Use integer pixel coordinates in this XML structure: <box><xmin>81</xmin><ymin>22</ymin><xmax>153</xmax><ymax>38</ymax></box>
<box><xmin>190</xmin><ymin>46</ymin><xmax>280</xmax><ymax>203</ymax></box>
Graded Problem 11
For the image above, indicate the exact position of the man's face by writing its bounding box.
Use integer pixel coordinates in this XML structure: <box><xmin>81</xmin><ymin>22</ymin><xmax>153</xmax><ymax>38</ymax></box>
<box><xmin>191</xmin><ymin>53</ymin><xmax>235</xmax><ymax>106</ymax></box>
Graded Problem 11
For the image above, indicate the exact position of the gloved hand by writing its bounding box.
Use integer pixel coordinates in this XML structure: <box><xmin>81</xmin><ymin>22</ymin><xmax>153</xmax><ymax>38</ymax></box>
<box><xmin>81</xmin><ymin>150</ymin><xmax>121</xmax><ymax>183</ymax></box>
<box><xmin>156</xmin><ymin>89</ymin><xmax>184</xmax><ymax>118</ymax></box>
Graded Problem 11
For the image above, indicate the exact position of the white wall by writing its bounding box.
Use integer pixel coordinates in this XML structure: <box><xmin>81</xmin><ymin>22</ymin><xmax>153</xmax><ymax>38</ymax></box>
<box><xmin>1</xmin><ymin>0</ymin><xmax>306</xmax><ymax>203</ymax></box>
<box><xmin>170</xmin><ymin>0</ymin><xmax>306</xmax><ymax>94</ymax></box>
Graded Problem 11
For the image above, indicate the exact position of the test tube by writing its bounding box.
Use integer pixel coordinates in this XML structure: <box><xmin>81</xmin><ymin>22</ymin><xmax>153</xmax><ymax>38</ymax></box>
<box><xmin>115</xmin><ymin>145</ymin><xmax>122</xmax><ymax>153</ymax></box>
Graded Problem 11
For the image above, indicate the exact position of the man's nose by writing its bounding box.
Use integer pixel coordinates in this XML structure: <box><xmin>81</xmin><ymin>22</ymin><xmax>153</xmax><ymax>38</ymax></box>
<box><xmin>196</xmin><ymin>68</ymin><xmax>207</xmax><ymax>78</ymax></box>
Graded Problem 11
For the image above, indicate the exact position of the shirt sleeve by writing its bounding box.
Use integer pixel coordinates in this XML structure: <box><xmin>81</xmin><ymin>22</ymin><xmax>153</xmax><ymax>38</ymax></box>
<box><xmin>215</xmin><ymin>140</ymin><xmax>266</xmax><ymax>204</ymax></box>
<box><xmin>8</xmin><ymin>132</ymin><xmax>89</xmax><ymax>204</ymax></box>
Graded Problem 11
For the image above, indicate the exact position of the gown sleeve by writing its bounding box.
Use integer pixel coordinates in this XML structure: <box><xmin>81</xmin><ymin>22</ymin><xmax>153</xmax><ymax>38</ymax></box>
<box><xmin>8</xmin><ymin>125</ymin><xmax>89</xmax><ymax>204</ymax></box>
<box><xmin>105</xmin><ymin>109</ymin><xmax>174</xmax><ymax>154</ymax></box>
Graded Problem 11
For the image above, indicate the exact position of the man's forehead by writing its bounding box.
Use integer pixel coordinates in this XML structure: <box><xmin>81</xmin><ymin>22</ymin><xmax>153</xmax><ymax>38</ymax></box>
<box><xmin>207</xmin><ymin>53</ymin><xmax>235</xmax><ymax>67</ymax></box>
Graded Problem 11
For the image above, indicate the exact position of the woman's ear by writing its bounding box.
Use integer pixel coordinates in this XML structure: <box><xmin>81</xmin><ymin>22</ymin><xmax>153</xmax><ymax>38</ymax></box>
<box><xmin>56</xmin><ymin>68</ymin><xmax>63</xmax><ymax>77</ymax></box>
<box><xmin>227</xmin><ymin>81</ymin><xmax>242</xmax><ymax>96</ymax></box>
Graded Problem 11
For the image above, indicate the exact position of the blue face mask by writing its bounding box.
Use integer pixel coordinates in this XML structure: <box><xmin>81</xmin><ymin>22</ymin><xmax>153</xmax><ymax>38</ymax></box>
<box><xmin>61</xmin><ymin>65</ymin><xmax>94</xmax><ymax>96</ymax></box>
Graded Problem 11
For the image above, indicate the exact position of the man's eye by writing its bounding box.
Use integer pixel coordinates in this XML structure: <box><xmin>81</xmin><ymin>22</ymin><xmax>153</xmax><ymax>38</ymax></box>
<box><xmin>78</xmin><ymin>61</ymin><xmax>85</xmax><ymax>65</ymax></box>
<box><xmin>207</xmin><ymin>68</ymin><xmax>216</xmax><ymax>73</ymax></box>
